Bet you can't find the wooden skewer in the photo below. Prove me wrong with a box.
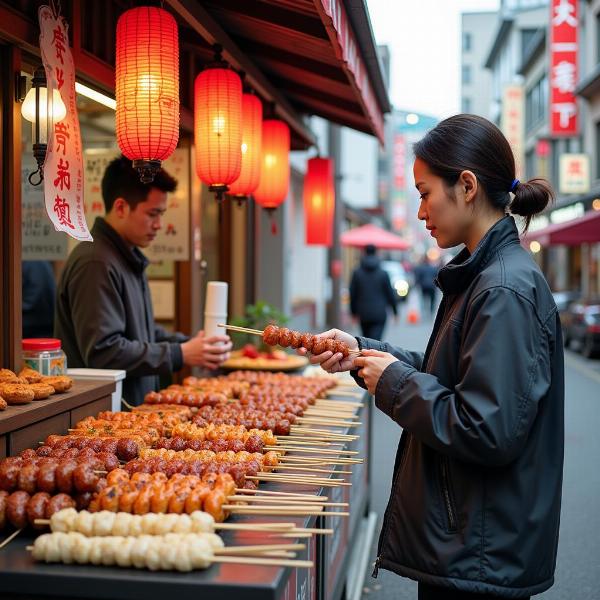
[225,507,350,517]
[234,488,327,500]
[275,465,351,474]
[214,522,296,531]
[276,438,336,447]
[246,475,351,487]
[296,418,361,427]
[273,532,312,539]
[0,528,23,549]
[258,471,346,482]
[316,399,363,407]
[269,446,359,455]
[214,543,305,556]
[289,430,358,440]
[326,390,363,398]
[228,496,348,507]
[211,555,313,568]
[218,323,264,335]
[271,527,333,536]
[304,410,359,419]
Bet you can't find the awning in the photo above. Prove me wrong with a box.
[523,210,600,246]
[341,224,410,250]
[168,0,390,147]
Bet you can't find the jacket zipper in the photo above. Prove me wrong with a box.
[373,434,412,577]
[439,456,458,532]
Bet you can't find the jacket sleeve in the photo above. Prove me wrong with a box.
[351,336,424,388]
[67,260,184,376]
[349,271,358,317]
[374,287,553,466]
[154,324,189,344]
[382,272,398,316]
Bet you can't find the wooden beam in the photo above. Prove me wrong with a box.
[165,0,316,149]
[0,45,23,370]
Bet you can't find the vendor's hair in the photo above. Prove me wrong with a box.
[101,155,177,212]
[413,114,554,230]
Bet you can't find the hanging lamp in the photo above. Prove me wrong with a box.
[228,92,263,205]
[115,6,179,183]
[194,45,242,201]
[304,157,335,246]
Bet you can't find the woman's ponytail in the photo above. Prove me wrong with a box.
[510,178,555,231]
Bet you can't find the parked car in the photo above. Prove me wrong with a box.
[380,260,411,302]
[561,300,600,358]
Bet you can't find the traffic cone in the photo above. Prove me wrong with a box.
[406,293,421,325]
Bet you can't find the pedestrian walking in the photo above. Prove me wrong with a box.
[413,256,438,317]
[301,115,564,599]
[349,243,398,340]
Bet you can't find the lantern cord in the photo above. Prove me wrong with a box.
[50,0,62,19]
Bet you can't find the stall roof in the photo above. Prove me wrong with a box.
[168,0,390,148]
[340,223,409,250]
[522,210,600,246]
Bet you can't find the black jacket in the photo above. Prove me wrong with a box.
[55,218,187,405]
[354,216,564,598]
[350,255,398,322]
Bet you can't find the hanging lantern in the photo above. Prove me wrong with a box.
[194,50,242,201]
[228,93,263,204]
[304,157,335,247]
[253,119,290,210]
[116,6,179,183]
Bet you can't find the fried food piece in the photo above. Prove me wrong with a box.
[0,397,6,411]
[29,383,55,400]
[42,376,73,393]
[262,324,280,346]
[0,383,35,405]
[18,368,43,383]
[0,369,18,383]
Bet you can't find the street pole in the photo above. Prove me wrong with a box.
[327,123,342,329]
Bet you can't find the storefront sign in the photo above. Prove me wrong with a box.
[73,148,190,261]
[501,85,524,177]
[39,5,91,241]
[550,201,584,224]
[22,153,68,260]
[550,0,578,136]
[559,153,590,194]
[393,134,406,190]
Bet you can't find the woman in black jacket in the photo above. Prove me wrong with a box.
[303,115,564,599]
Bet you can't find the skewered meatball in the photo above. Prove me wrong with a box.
[278,328,292,347]
[262,324,280,346]
[299,333,315,351]
[312,337,328,355]
[289,330,303,349]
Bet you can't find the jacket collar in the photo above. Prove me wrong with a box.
[91,217,149,274]
[436,215,519,295]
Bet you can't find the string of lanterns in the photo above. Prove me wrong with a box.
[112,5,334,243]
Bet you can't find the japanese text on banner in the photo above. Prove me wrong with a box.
[39,5,91,241]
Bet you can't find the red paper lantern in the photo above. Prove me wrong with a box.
[228,94,263,201]
[304,157,335,246]
[116,6,179,183]
[253,120,290,209]
[194,66,242,198]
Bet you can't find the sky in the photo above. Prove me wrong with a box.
[366,0,500,119]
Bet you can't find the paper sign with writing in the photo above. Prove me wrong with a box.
[39,5,91,241]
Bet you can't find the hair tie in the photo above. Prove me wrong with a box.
[510,179,520,193]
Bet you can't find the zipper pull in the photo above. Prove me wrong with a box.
[372,556,381,578]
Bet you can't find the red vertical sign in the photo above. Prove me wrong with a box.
[393,134,406,190]
[549,0,578,136]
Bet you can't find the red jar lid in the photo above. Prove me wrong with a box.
[22,338,62,351]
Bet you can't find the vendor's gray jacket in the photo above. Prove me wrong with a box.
[55,218,187,405]
[354,216,564,598]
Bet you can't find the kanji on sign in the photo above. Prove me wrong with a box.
[567,159,583,175]
[553,0,577,27]
[52,26,66,64]
[54,122,70,155]
[53,158,71,190]
[53,195,74,229]
[552,61,576,93]
[553,102,577,127]
[55,67,64,89]
[165,224,177,235]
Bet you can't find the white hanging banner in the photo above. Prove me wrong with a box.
[38,5,92,241]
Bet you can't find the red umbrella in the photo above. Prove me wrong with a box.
[340,223,410,250]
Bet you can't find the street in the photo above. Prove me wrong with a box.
[353,299,600,600]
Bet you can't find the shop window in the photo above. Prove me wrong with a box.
[462,65,472,85]
[462,32,472,52]
[521,28,538,62]
[525,75,548,133]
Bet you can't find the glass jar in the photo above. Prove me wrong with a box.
[22,338,67,376]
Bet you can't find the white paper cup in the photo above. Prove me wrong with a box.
[205,281,228,315]
[204,314,228,340]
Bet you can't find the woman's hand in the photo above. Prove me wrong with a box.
[353,349,398,394]
[297,328,358,373]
